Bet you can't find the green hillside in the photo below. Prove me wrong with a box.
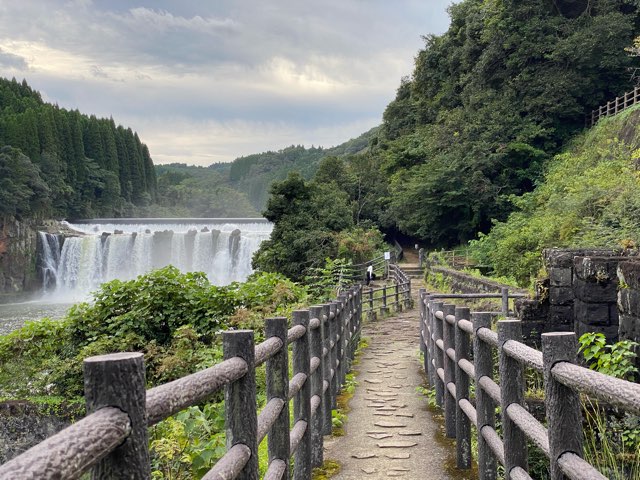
[251,0,640,283]
[152,163,258,218]
[0,77,157,219]
[223,127,378,210]
[470,105,640,285]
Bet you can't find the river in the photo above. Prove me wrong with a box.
[0,300,73,335]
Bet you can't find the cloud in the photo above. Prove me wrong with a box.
[0,48,27,69]
[0,1,452,164]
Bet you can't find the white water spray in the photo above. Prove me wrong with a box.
[38,220,272,301]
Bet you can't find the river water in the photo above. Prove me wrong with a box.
[0,301,73,335]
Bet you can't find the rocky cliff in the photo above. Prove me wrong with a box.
[0,217,41,299]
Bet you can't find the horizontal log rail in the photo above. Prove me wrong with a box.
[589,86,640,127]
[0,283,367,479]
[419,289,640,480]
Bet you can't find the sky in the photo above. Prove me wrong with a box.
[0,0,453,166]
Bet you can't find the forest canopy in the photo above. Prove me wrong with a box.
[0,77,157,219]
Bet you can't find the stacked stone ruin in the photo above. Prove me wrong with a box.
[516,248,640,350]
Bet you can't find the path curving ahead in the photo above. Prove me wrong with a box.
[323,275,476,479]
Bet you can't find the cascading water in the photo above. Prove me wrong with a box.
[37,232,62,293]
[38,219,272,300]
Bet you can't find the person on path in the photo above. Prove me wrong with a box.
[366,265,373,286]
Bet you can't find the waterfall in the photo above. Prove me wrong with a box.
[38,220,272,300]
[37,232,61,292]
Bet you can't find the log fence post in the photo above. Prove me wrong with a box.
[328,302,338,409]
[84,352,150,479]
[337,295,346,387]
[433,301,445,407]
[381,286,388,316]
[455,306,471,469]
[265,318,290,477]
[223,330,258,480]
[474,312,497,480]
[309,306,325,468]
[543,332,583,480]
[501,287,509,317]
[292,310,312,480]
[498,320,528,477]
[321,304,332,435]
[442,303,456,438]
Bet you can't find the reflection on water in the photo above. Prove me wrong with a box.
[0,301,74,336]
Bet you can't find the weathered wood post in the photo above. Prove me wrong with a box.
[473,312,497,480]
[223,330,258,479]
[348,289,357,362]
[498,320,528,477]
[422,294,433,388]
[292,310,312,480]
[433,302,446,407]
[337,294,346,387]
[406,278,412,308]
[442,303,456,438]
[455,306,472,469]
[368,288,375,320]
[427,299,437,388]
[321,304,332,435]
[501,288,509,317]
[419,289,426,359]
[381,286,388,316]
[356,285,363,331]
[328,302,338,409]
[395,284,401,312]
[542,332,583,480]
[432,301,445,407]
[84,352,150,479]
[265,318,290,478]
[309,306,325,467]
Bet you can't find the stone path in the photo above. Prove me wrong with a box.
[323,277,476,479]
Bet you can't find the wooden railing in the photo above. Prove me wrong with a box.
[589,86,640,127]
[0,286,364,479]
[362,264,412,318]
[419,289,640,480]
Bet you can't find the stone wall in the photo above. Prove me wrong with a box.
[543,248,618,333]
[573,256,622,342]
[617,261,640,366]
[428,265,527,295]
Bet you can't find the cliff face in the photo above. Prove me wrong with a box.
[0,217,40,298]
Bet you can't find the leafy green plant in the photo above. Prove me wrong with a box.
[578,332,640,478]
[578,332,639,382]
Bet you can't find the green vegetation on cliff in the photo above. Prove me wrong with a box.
[470,105,640,286]
[0,267,307,399]
[251,0,640,278]
[379,0,639,246]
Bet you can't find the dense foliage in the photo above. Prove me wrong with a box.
[0,77,157,219]
[224,128,377,211]
[377,0,640,246]
[469,106,640,285]
[247,0,640,288]
[251,170,381,280]
[152,164,258,218]
[0,267,307,399]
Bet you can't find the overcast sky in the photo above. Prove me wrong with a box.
[0,0,452,166]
